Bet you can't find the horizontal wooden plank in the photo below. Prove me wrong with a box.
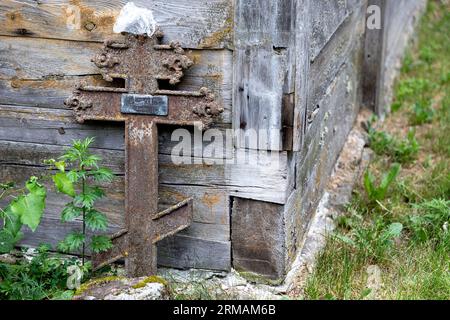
[0,162,230,227]
[305,2,366,150]
[17,217,121,255]
[158,234,231,271]
[0,163,125,227]
[308,2,366,114]
[160,185,230,226]
[298,51,362,197]
[0,105,126,150]
[16,216,230,271]
[178,222,229,243]
[0,114,232,158]
[0,108,290,203]
[0,159,231,270]
[0,0,233,48]
[309,0,349,61]
[0,36,98,79]
[0,36,232,123]
[160,150,289,204]
[0,139,125,172]
[0,144,288,207]
[0,75,101,109]
[17,217,229,248]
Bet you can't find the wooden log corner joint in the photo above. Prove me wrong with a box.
[64,28,224,277]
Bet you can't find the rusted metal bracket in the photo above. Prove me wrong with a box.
[64,29,223,277]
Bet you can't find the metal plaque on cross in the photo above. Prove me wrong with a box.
[64,29,223,277]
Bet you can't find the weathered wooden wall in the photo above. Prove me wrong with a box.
[363,0,427,115]
[0,0,239,271]
[231,0,425,281]
[231,0,368,280]
[0,0,426,279]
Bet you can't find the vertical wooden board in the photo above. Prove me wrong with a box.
[234,0,275,45]
[363,0,385,111]
[233,0,294,151]
[231,197,286,280]
[234,47,287,150]
[273,0,296,47]
[0,0,233,48]
[293,0,310,151]
[362,0,426,115]
[375,0,426,115]
[234,0,293,48]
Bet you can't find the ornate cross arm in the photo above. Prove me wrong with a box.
[64,86,223,128]
[92,198,193,273]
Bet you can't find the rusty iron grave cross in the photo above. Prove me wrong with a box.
[64,29,223,277]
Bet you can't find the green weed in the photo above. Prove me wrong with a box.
[369,128,419,163]
[409,101,435,125]
[0,245,78,300]
[363,163,401,204]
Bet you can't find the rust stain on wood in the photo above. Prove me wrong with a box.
[198,14,233,49]
[4,11,34,36]
[202,193,221,209]
[64,0,117,33]
[198,26,232,49]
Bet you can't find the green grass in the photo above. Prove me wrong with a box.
[304,0,450,300]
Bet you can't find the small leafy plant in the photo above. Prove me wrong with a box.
[405,199,449,245]
[0,244,84,300]
[401,51,414,74]
[0,178,46,254]
[363,163,401,204]
[409,101,435,125]
[419,46,436,63]
[46,138,115,264]
[394,129,420,163]
[396,77,431,103]
[335,217,403,262]
[368,125,419,163]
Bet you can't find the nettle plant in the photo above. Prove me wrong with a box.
[46,138,115,264]
[0,178,46,254]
